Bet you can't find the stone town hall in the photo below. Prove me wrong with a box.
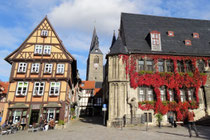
[103,13,210,127]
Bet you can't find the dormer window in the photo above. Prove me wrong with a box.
[150,31,161,51]
[185,40,192,46]
[41,30,48,37]
[193,33,199,38]
[168,31,174,37]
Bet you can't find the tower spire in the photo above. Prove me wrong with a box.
[111,30,116,47]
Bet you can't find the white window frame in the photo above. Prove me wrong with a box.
[31,63,40,73]
[150,32,162,51]
[180,90,186,102]
[169,90,174,101]
[57,64,65,74]
[160,88,166,101]
[44,63,53,73]
[43,45,51,55]
[33,82,45,96]
[41,30,48,37]
[18,62,27,73]
[34,45,43,54]
[47,109,55,121]
[139,88,145,102]
[16,82,28,96]
[49,82,60,96]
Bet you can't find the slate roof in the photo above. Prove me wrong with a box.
[109,13,210,57]
[89,27,103,55]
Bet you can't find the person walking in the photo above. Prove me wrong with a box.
[187,109,199,137]
[168,112,174,127]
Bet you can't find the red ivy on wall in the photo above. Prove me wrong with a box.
[120,54,208,121]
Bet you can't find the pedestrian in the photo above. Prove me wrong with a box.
[187,109,199,137]
[168,112,174,127]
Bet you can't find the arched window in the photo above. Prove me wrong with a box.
[94,56,99,64]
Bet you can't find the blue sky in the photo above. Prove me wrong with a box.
[1,0,210,81]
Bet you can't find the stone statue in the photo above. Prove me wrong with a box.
[128,97,138,123]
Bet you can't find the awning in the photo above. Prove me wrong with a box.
[43,103,61,108]
[8,103,29,109]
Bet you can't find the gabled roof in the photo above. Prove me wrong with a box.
[0,81,9,94]
[5,16,76,64]
[80,81,95,89]
[89,27,103,55]
[109,12,210,56]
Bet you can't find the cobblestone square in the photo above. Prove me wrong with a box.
[1,117,210,140]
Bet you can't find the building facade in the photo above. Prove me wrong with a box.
[1,16,78,126]
[0,82,9,121]
[78,81,102,116]
[86,28,103,83]
[104,13,210,127]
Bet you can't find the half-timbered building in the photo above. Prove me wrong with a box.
[104,13,210,127]
[1,16,78,126]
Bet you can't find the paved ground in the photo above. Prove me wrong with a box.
[1,117,210,140]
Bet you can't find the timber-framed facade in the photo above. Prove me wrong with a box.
[1,16,78,126]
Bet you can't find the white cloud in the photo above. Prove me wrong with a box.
[48,0,138,35]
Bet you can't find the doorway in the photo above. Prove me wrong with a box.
[30,110,40,125]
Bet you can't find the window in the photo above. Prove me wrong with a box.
[147,88,154,101]
[180,89,186,102]
[94,56,99,63]
[166,60,174,72]
[49,82,60,96]
[13,110,22,123]
[33,82,45,96]
[168,31,174,37]
[18,63,27,73]
[57,64,65,74]
[41,30,48,37]
[185,40,192,46]
[193,33,199,38]
[160,87,166,101]
[198,60,205,73]
[144,113,152,122]
[31,63,40,73]
[139,88,145,102]
[47,109,55,121]
[158,60,164,72]
[150,31,161,51]
[146,60,153,71]
[185,60,193,72]
[44,63,53,73]
[34,45,43,54]
[138,59,144,71]
[43,45,51,55]
[138,87,154,102]
[177,60,184,72]
[169,89,174,101]
[187,88,195,101]
[16,82,28,96]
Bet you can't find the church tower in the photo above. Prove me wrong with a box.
[86,28,103,83]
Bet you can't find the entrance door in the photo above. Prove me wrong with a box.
[30,110,39,125]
